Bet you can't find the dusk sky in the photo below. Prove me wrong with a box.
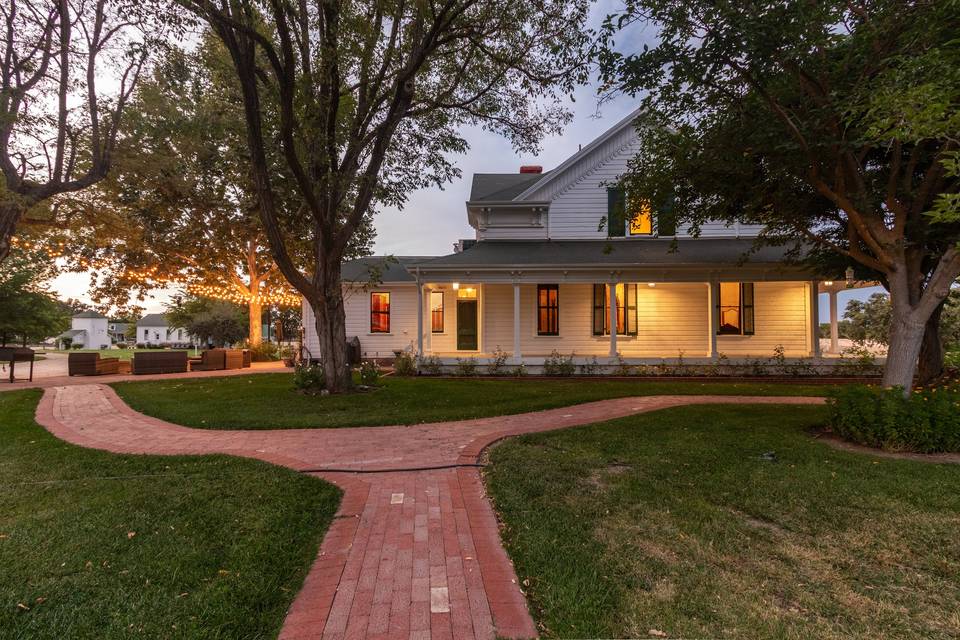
[49,1,879,320]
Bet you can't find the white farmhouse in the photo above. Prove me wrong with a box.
[58,311,110,349]
[136,314,190,347]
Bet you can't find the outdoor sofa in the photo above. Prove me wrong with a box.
[131,351,189,375]
[68,352,120,376]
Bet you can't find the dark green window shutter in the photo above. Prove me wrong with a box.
[656,196,677,237]
[742,283,755,335]
[625,284,638,335]
[592,284,605,335]
[607,188,625,237]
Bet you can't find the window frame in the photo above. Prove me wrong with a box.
[536,284,560,336]
[592,283,638,336]
[370,291,391,334]
[430,290,444,333]
[716,282,755,336]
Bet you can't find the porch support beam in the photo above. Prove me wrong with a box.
[828,289,839,354]
[416,279,424,357]
[608,280,618,359]
[512,282,521,364]
[709,279,719,361]
[810,280,821,358]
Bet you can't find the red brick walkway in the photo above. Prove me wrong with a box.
[34,383,824,639]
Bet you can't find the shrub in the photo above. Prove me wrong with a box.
[359,360,381,385]
[543,350,575,376]
[612,352,633,376]
[827,384,960,453]
[246,341,280,362]
[420,355,443,375]
[579,356,601,375]
[487,347,510,375]
[393,351,417,376]
[454,357,477,376]
[70,343,83,350]
[292,362,325,394]
[115,342,128,349]
[134,343,145,349]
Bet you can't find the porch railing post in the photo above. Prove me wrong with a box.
[810,280,821,358]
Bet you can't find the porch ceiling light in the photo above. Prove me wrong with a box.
[452,282,460,290]
[824,281,834,286]
[647,282,656,287]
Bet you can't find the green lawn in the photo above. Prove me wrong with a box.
[112,373,834,429]
[0,390,341,639]
[486,404,960,639]
[47,348,192,361]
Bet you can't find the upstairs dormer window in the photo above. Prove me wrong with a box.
[607,188,674,237]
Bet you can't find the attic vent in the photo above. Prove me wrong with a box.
[519,165,542,174]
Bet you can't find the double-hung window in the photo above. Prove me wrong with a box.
[717,282,755,335]
[607,187,676,237]
[592,283,638,335]
[370,292,390,333]
[537,285,559,336]
[430,291,444,333]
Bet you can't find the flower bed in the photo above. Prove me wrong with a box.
[827,384,960,453]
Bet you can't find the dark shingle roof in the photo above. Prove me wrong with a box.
[341,256,434,284]
[136,313,169,327]
[413,239,804,269]
[469,173,548,202]
[72,310,107,319]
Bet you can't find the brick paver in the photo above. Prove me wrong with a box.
[33,383,824,639]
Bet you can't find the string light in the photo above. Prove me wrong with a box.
[11,236,303,308]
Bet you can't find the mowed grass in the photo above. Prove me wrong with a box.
[0,390,341,639]
[112,373,832,429]
[486,404,960,639]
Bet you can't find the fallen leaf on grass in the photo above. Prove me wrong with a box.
[127,531,136,539]
[648,630,668,638]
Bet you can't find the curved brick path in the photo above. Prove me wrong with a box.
[34,383,824,640]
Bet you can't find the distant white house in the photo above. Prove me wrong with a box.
[57,311,110,349]
[136,313,190,346]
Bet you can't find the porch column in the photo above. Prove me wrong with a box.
[416,281,424,356]
[709,280,719,361]
[810,280,821,358]
[828,289,839,354]
[608,281,618,359]
[512,283,521,363]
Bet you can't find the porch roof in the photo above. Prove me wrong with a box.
[412,239,808,271]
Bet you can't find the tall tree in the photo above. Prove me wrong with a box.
[598,0,960,391]
[66,35,373,344]
[0,0,161,263]
[177,0,590,391]
[0,246,69,345]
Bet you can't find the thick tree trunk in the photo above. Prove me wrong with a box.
[917,301,945,386]
[310,266,351,393]
[0,201,23,263]
[248,300,263,346]
[882,309,925,391]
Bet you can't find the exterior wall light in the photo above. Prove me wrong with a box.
[452,282,459,290]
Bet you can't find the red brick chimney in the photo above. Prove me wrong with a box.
[519,165,542,174]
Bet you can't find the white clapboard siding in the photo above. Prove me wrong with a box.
[302,284,420,359]
[717,281,810,357]
[306,279,811,360]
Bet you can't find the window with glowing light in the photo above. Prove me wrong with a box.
[370,292,390,333]
[628,200,653,236]
[430,291,444,333]
[717,282,755,335]
[592,283,638,335]
[537,285,559,336]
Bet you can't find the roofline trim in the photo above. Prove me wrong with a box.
[512,106,644,201]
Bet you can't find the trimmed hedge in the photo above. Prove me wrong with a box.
[827,384,960,453]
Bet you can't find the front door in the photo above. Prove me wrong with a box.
[456,299,478,350]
